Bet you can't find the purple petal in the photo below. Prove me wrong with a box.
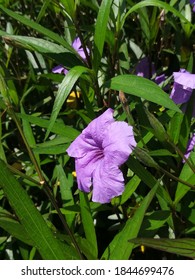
[173,70,195,89]
[136,57,155,79]
[72,37,82,52]
[72,37,89,60]
[170,69,195,105]
[66,108,137,203]
[103,121,136,166]
[67,131,98,159]
[67,109,115,158]
[66,109,116,192]
[190,0,195,10]
[74,152,102,193]
[185,134,195,159]
[52,65,68,75]
[52,37,89,76]
[170,83,192,104]
[92,157,124,203]
[155,74,165,85]
[83,108,115,147]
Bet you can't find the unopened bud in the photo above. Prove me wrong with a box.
[145,108,167,142]
[134,147,159,168]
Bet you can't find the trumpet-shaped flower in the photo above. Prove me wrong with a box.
[66,108,137,203]
[52,37,89,75]
[170,69,195,116]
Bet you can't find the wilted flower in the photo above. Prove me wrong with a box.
[66,108,137,203]
[170,69,195,116]
[184,134,195,159]
[52,37,89,75]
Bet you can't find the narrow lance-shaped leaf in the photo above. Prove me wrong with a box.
[0,5,72,50]
[79,191,98,259]
[108,75,181,112]
[59,0,76,19]
[1,34,83,69]
[174,152,195,206]
[0,215,34,246]
[46,66,92,139]
[2,35,68,54]
[0,160,74,260]
[92,0,112,73]
[101,179,160,260]
[129,238,195,259]
[121,0,193,30]
[17,113,80,141]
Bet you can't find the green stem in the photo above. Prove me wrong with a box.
[167,138,195,174]
[7,106,83,259]
[7,163,41,187]
[159,166,195,190]
[119,91,148,149]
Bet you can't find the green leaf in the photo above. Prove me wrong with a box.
[92,0,112,73]
[167,112,184,144]
[0,115,6,162]
[0,160,75,260]
[0,214,34,246]
[0,66,19,106]
[20,105,40,168]
[0,71,9,102]
[79,192,98,259]
[108,75,181,112]
[76,236,97,260]
[0,5,72,50]
[127,156,172,206]
[36,0,52,23]
[149,149,176,157]
[60,0,76,19]
[120,175,141,205]
[121,0,193,30]
[1,33,83,69]
[174,152,195,206]
[55,164,75,227]
[17,113,80,141]
[129,238,195,259]
[101,180,159,260]
[46,66,91,139]
[33,144,68,155]
[2,35,67,53]
[143,210,171,231]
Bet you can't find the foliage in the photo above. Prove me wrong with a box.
[0,0,195,260]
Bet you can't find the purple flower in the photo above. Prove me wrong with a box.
[66,108,137,203]
[190,0,195,12]
[52,65,68,75]
[135,57,165,86]
[185,134,195,159]
[72,37,87,60]
[52,37,89,75]
[170,69,195,116]
[136,57,155,79]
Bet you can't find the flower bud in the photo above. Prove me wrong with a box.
[145,108,167,142]
[134,147,159,168]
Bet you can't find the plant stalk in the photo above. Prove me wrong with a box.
[7,106,84,259]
